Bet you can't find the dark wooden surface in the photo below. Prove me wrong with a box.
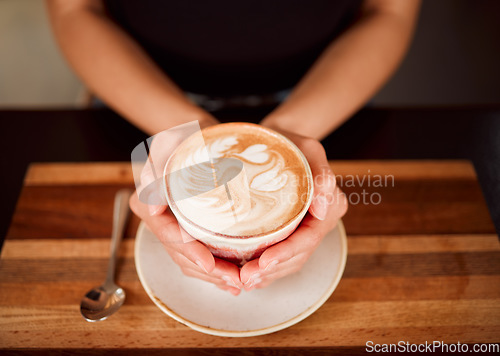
[1,106,500,248]
[0,161,498,352]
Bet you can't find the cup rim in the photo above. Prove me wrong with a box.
[163,122,314,245]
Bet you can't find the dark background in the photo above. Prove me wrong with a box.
[373,0,500,106]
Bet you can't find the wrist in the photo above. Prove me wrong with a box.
[261,110,334,141]
[260,114,293,134]
[197,113,219,130]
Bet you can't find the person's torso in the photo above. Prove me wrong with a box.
[104,0,363,96]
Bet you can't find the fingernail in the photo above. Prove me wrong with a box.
[222,275,240,289]
[195,260,208,274]
[264,260,279,272]
[311,195,328,220]
[245,277,262,290]
[252,277,262,286]
[149,205,162,216]
[244,273,261,286]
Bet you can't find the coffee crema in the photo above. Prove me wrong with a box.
[165,123,312,237]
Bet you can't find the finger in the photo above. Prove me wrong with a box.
[253,279,272,289]
[248,255,307,290]
[309,166,336,221]
[254,197,345,287]
[257,214,329,270]
[244,187,346,284]
[310,184,348,224]
[139,164,167,216]
[130,193,216,273]
[163,229,216,275]
[130,190,166,220]
[288,137,332,192]
[162,236,215,275]
[178,250,242,288]
[216,284,241,296]
[211,258,243,289]
[149,204,167,216]
[281,135,337,221]
[240,259,261,286]
[298,140,336,221]
[137,155,168,208]
[180,264,224,285]
[326,185,349,221]
[243,272,263,291]
[146,126,197,180]
[185,258,242,290]
[181,267,240,295]
[272,131,333,198]
[136,125,202,208]
[260,254,307,281]
[173,253,242,294]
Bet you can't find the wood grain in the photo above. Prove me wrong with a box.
[1,161,499,352]
[2,251,499,284]
[330,160,477,179]
[1,239,137,259]
[24,162,134,186]
[2,276,499,306]
[2,234,498,259]
[6,162,495,239]
[6,185,141,239]
[24,161,477,185]
[1,301,499,348]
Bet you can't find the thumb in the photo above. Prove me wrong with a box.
[148,204,167,216]
[309,167,336,221]
[138,158,168,210]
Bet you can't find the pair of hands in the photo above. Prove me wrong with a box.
[129,123,348,296]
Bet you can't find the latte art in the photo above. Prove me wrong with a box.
[166,123,312,237]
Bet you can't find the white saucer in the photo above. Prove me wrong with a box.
[134,220,347,337]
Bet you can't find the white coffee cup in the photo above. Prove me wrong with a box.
[164,122,313,265]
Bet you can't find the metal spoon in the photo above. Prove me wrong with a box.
[80,189,132,322]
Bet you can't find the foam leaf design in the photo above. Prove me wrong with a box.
[250,165,288,192]
[184,146,210,167]
[235,144,269,163]
[209,137,238,158]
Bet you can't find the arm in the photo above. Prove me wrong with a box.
[45,0,218,135]
[261,0,421,140]
[46,0,241,293]
[242,0,420,288]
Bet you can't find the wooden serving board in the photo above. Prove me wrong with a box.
[0,161,499,353]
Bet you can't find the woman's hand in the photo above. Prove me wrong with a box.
[239,129,348,290]
[129,120,243,296]
[129,194,243,295]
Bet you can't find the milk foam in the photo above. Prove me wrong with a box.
[166,124,311,237]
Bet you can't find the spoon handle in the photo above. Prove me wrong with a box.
[105,189,132,289]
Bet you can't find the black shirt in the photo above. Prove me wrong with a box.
[104,0,363,96]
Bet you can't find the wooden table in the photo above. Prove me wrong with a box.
[1,161,499,354]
